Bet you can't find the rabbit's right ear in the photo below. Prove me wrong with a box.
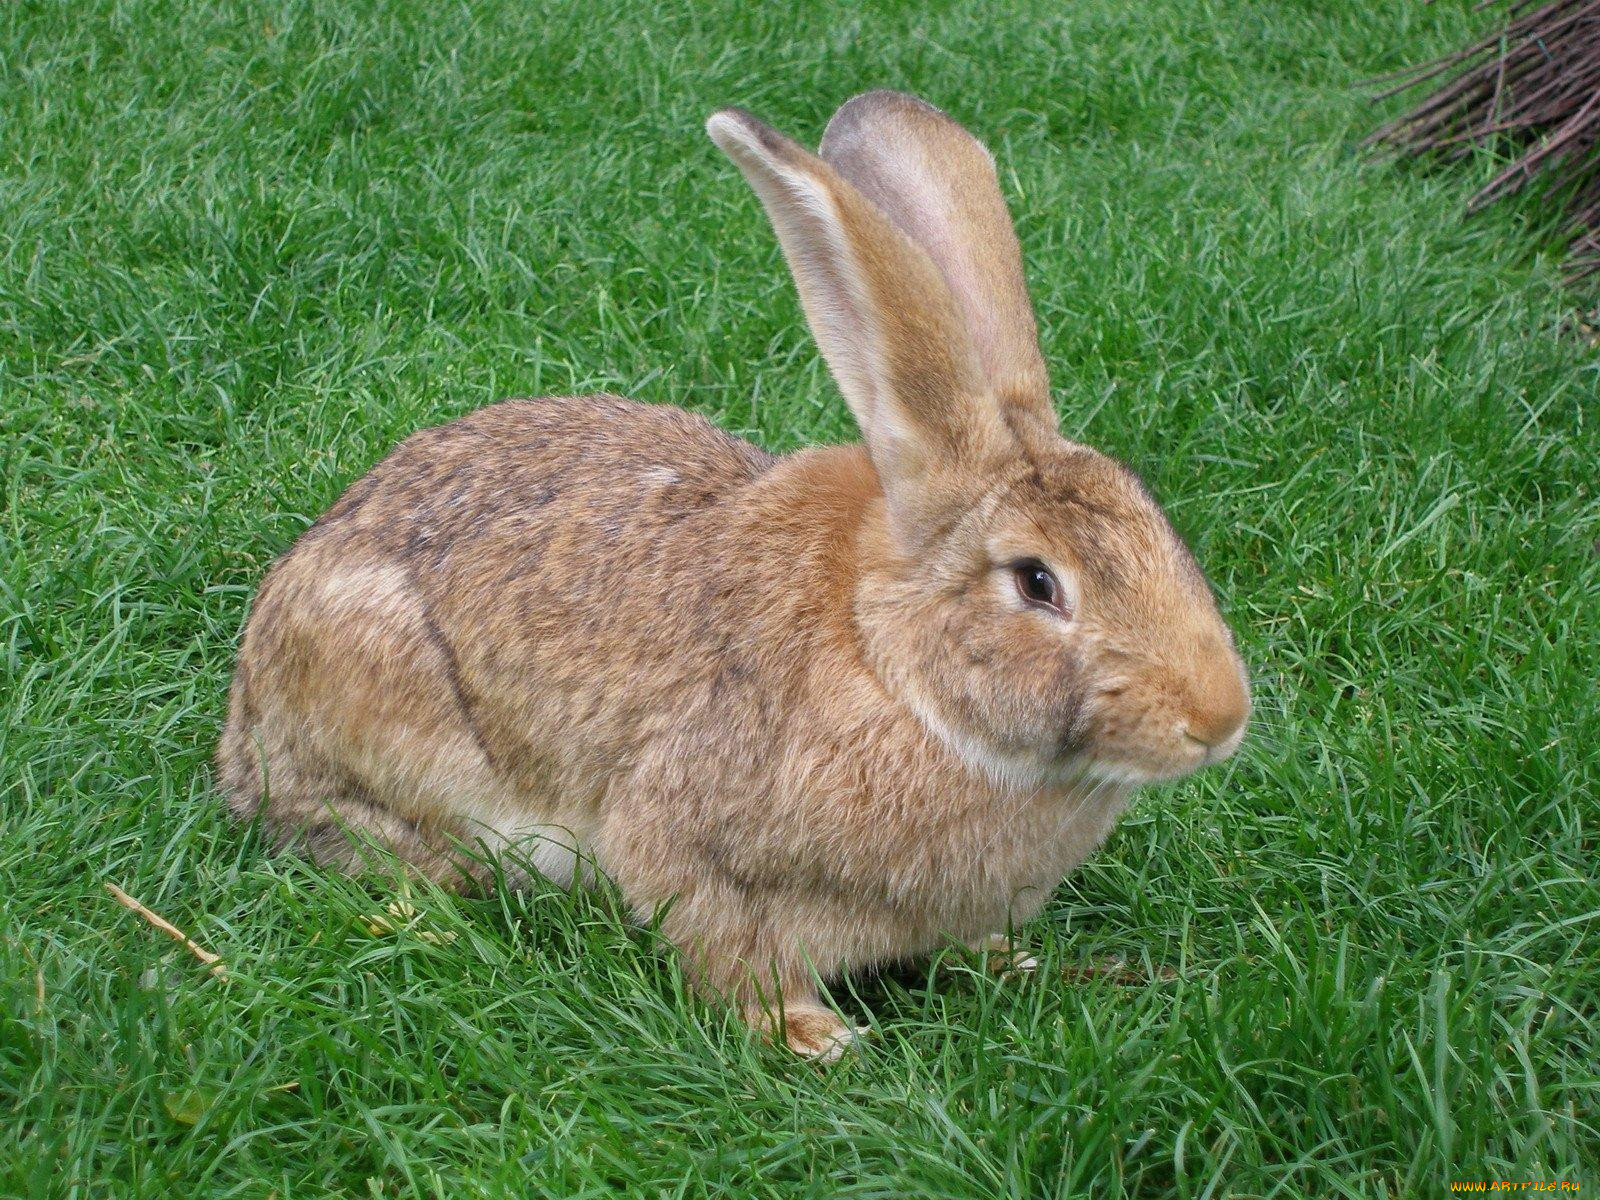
[707,107,1015,549]
[820,92,1057,447]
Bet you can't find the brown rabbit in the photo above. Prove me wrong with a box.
[217,92,1249,1059]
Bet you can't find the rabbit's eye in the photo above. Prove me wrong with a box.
[1013,560,1068,616]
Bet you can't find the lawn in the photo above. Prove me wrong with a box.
[3,0,1597,1195]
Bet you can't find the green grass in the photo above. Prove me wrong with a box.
[3,0,1597,1194]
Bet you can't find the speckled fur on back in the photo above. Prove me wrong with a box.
[218,398,775,880]
[218,93,1249,1059]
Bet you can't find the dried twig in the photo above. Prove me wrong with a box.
[105,882,227,976]
[1059,958,1179,987]
[1367,0,1600,281]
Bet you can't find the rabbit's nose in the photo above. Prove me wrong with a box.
[1182,656,1250,755]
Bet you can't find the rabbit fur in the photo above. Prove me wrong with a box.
[217,92,1250,1058]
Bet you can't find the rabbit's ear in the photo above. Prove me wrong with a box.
[707,107,1015,547]
[820,92,1057,445]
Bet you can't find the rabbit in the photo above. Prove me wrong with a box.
[217,91,1250,1060]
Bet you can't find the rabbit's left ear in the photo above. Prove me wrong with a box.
[708,106,1018,549]
[821,92,1057,444]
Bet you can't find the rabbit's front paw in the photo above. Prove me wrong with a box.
[772,1004,865,1062]
[973,933,1039,975]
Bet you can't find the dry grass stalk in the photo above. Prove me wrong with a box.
[105,882,227,976]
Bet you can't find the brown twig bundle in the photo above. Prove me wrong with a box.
[1367,0,1600,280]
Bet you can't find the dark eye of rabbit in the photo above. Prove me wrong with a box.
[1013,560,1068,615]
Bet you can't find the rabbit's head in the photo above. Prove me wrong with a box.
[710,92,1248,787]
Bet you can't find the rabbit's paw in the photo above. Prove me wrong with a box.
[974,933,1040,976]
[776,1005,865,1062]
